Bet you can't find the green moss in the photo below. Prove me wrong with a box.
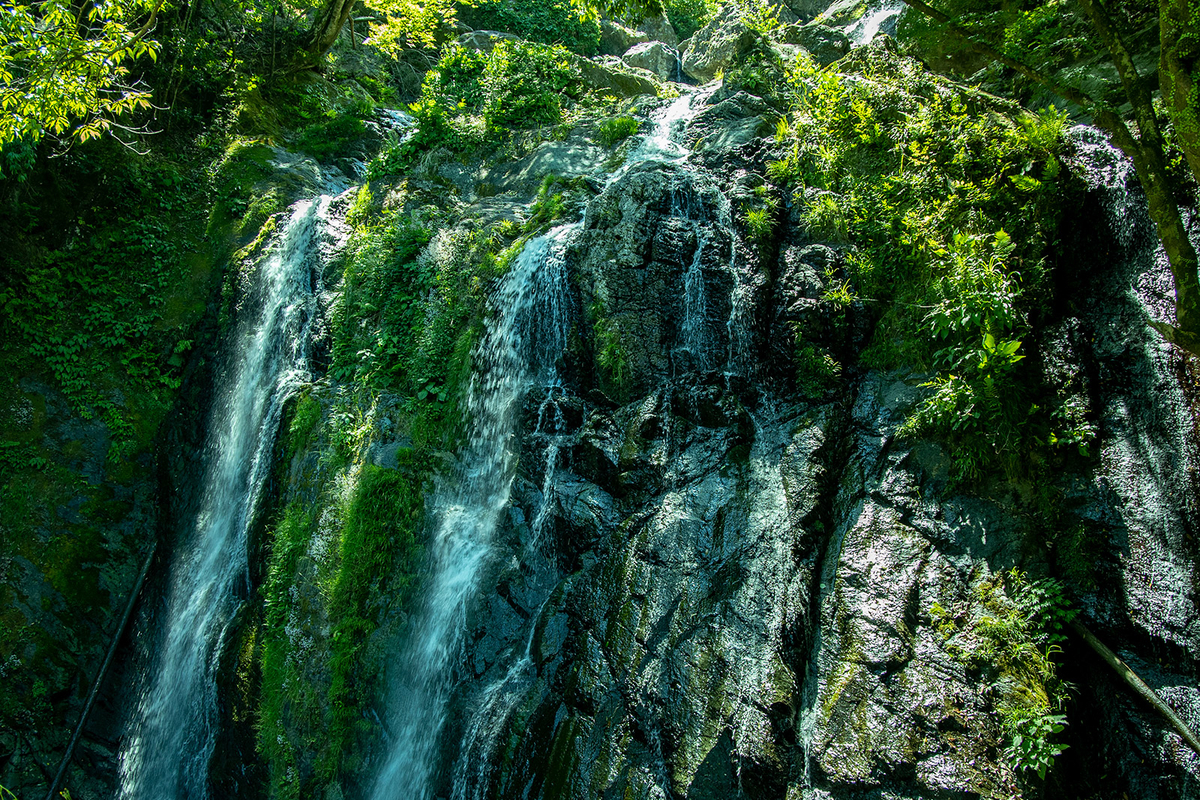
[591,302,631,402]
[285,394,322,462]
[933,570,1074,778]
[321,456,426,781]
[208,140,276,235]
[292,114,370,163]
[258,503,317,800]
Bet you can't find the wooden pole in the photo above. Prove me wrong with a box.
[1071,619,1200,757]
[45,543,158,800]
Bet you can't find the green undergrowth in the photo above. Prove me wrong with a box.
[664,0,719,39]
[367,41,584,178]
[592,305,631,401]
[258,455,427,797]
[769,46,1090,482]
[930,570,1075,781]
[596,115,640,147]
[528,174,589,231]
[0,140,212,466]
[324,459,424,780]
[329,197,528,450]
[460,0,601,55]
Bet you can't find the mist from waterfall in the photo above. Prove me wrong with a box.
[117,192,347,800]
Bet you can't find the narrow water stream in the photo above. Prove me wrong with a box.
[369,223,577,800]
[117,192,347,800]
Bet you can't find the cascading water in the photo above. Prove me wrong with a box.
[369,223,577,800]
[627,93,751,378]
[681,228,713,369]
[117,191,348,799]
[846,0,905,45]
[406,86,764,800]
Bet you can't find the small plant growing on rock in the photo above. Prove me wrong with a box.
[1005,708,1068,780]
[596,115,640,147]
[931,570,1074,783]
[745,185,779,241]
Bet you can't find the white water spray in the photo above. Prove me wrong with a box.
[117,192,347,800]
[369,223,578,800]
[847,0,905,46]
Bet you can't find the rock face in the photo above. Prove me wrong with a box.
[575,55,661,98]
[781,0,836,22]
[457,29,521,52]
[27,30,1197,800]
[681,6,759,83]
[426,105,1200,800]
[638,12,680,48]
[600,19,650,56]
[622,41,681,81]
[778,22,850,66]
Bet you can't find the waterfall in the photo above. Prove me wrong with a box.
[369,223,577,800]
[681,228,712,369]
[846,0,905,46]
[116,192,347,800]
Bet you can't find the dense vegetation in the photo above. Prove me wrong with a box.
[770,46,1085,480]
[2,0,1198,797]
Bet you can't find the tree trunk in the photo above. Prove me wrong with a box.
[1160,0,1200,186]
[1078,0,1200,355]
[306,0,356,61]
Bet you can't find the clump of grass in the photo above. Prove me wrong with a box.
[596,115,640,147]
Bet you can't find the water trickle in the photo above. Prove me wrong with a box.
[725,241,752,379]
[370,223,578,800]
[117,191,348,800]
[681,230,712,370]
[846,0,905,46]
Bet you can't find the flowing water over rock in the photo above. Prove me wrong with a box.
[408,115,1200,800]
[845,0,905,45]
[370,223,578,800]
[117,192,348,799]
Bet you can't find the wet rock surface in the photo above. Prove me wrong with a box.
[432,106,1200,800]
[623,42,681,81]
[681,6,758,84]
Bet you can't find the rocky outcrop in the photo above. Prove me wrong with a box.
[681,6,759,84]
[457,29,521,52]
[622,41,681,81]
[575,56,661,98]
[639,12,680,49]
[777,22,850,66]
[600,19,650,57]
[430,96,1200,800]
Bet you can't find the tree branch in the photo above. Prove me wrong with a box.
[1075,0,1166,156]
[1071,620,1200,757]
[896,0,1099,111]
[105,0,168,57]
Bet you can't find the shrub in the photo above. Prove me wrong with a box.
[664,0,718,39]
[460,0,601,55]
[596,115,640,147]
[777,47,1082,481]
[375,41,584,173]
[930,570,1073,781]
[481,41,583,130]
